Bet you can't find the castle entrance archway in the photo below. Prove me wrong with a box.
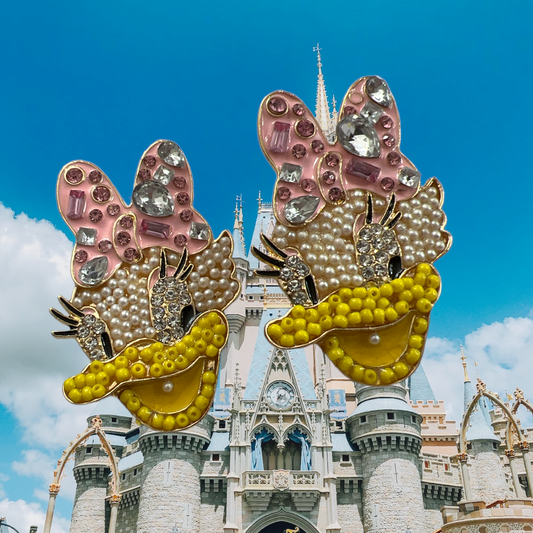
[245,509,320,533]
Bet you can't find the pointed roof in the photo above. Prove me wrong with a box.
[232,196,247,261]
[409,364,437,403]
[247,193,274,270]
[463,363,498,442]
[243,308,316,401]
[313,44,333,137]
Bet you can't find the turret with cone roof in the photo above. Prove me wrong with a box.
[313,44,337,143]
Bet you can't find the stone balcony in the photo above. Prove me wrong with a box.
[242,470,320,512]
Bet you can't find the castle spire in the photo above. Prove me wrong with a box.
[232,195,247,260]
[313,44,334,141]
[460,345,470,383]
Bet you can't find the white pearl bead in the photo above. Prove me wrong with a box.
[223,290,234,300]
[318,254,329,265]
[322,211,333,220]
[163,381,174,393]
[211,268,221,279]
[92,293,102,304]
[347,263,358,274]
[216,297,224,307]
[275,225,288,237]
[352,275,363,286]
[306,253,317,264]
[221,246,231,255]
[131,315,140,325]
[114,339,124,349]
[345,244,355,254]
[116,269,126,280]
[188,282,198,293]
[325,266,335,276]
[108,279,118,289]
[111,328,122,339]
[194,291,204,302]
[197,302,206,311]
[404,245,414,254]
[420,228,430,239]
[412,208,423,219]
[101,287,112,297]
[111,304,121,316]
[297,230,309,242]
[341,225,352,237]
[204,289,214,300]
[96,302,106,313]
[131,264,140,273]
[415,250,426,262]
[221,258,232,269]
[140,309,149,319]
[418,192,428,201]
[369,334,380,345]
[205,259,215,269]
[275,237,288,248]
[309,222,320,232]
[398,235,409,245]
[134,328,143,338]
[129,294,139,305]
[435,241,446,252]
[141,263,151,274]
[336,264,346,274]
[403,254,415,266]
[118,297,128,307]
[81,291,91,302]
[300,243,312,253]
[117,279,128,289]
[426,249,437,260]
[229,281,239,291]
[220,236,230,246]
[313,265,325,277]
[309,233,321,244]
[149,247,159,256]
[325,244,335,254]
[287,231,296,242]
[313,243,324,253]
[102,311,112,321]
[221,269,231,279]
[209,280,218,290]
[127,284,137,294]
[149,256,159,267]
[318,280,329,291]
[414,240,424,249]
[122,321,131,331]
[145,327,156,338]
[124,332,133,343]
[219,278,229,289]
[139,298,149,308]
[410,198,421,207]
[321,222,332,232]
[206,299,215,308]
[120,310,130,320]
[113,288,124,299]
[329,278,340,289]
[105,296,116,306]
[199,277,209,289]
[410,218,422,230]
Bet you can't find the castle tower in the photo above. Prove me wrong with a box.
[313,44,336,142]
[461,360,513,502]
[346,382,427,533]
[135,417,212,533]
[69,397,131,533]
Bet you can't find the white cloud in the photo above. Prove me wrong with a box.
[12,450,76,502]
[0,498,70,533]
[424,315,533,427]
[0,204,93,448]
[0,485,5,499]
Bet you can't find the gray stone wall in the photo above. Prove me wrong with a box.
[116,499,139,533]
[469,444,514,502]
[337,486,364,533]
[424,509,443,533]
[200,491,226,533]
[69,486,107,533]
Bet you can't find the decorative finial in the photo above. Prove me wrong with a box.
[476,378,486,393]
[313,43,322,70]
[257,191,262,211]
[474,358,480,379]
[460,345,470,382]
[234,196,240,229]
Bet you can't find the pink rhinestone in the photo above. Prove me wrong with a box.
[380,178,395,192]
[277,187,291,200]
[117,232,131,245]
[180,209,193,222]
[176,192,190,205]
[124,248,140,261]
[98,239,113,253]
[89,209,103,223]
[345,159,381,182]
[120,216,134,228]
[174,234,187,247]
[383,134,396,147]
[387,152,401,166]
[329,188,345,203]
[138,168,151,181]
[322,171,336,185]
[89,170,102,183]
[301,179,316,192]
[325,153,340,167]
[292,144,306,159]
[293,103,305,116]
[173,176,187,189]
[66,168,83,184]
[140,219,171,239]
[67,190,85,219]
[311,140,324,153]
[344,106,357,116]
[107,204,120,216]
[74,250,88,263]
[381,115,394,129]
[143,155,157,168]
[93,186,111,203]
[270,122,290,153]
[296,119,315,138]
[267,96,287,115]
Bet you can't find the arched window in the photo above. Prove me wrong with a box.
[287,429,312,470]
[251,428,274,470]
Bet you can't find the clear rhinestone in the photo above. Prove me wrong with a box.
[284,196,320,224]
[365,76,392,107]
[375,264,388,276]
[167,315,181,327]
[78,326,90,338]
[279,163,303,183]
[357,241,371,253]
[165,277,178,288]
[360,254,373,266]
[386,242,400,255]
[178,292,191,305]
[172,326,185,339]
[76,227,97,246]
[360,102,383,124]
[288,280,301,291]
[154,319,166,331]
[165,289,178,301]
[291,291,308,305]
[359,227,372,241]
[153,165,175,185]
[294,263,310,276]
[151,294,164,306]
[157,330,172,344]
[362,266,375,279]
[280,267,294,281]
[82,314,96,326]
[90,349,104,360]
[153,280,166,293]
[92,321,105,334]
[337,115,380,158]
[369,224,383,236]
[158,141,185,167]
[152,306,165,319]
[79,257,108,286]
[398,167,421,188]
[168,302,180,313]
[85,336,98,348]
[383,229,396,243]
[132,181,175,217]
[190,222,210,240]
[376,251,389,264]
[373,237,385,250]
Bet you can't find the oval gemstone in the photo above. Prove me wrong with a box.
[337,115,380,158]
[132,181,175,217]
[79,256,108,286]
[284,195,320,224]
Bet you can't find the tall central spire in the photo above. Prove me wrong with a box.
[313,44,336,142]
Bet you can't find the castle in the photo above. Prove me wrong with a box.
[65,52,533,533]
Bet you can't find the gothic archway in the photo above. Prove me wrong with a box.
[458,380,533,499]
[245,508,320,533]
[42,416,121,533]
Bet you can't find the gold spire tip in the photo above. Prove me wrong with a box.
[460,345,470,383]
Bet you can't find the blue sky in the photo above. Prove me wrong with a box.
[1,0,533,530]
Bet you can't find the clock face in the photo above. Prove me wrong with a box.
[267,381,295,410]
